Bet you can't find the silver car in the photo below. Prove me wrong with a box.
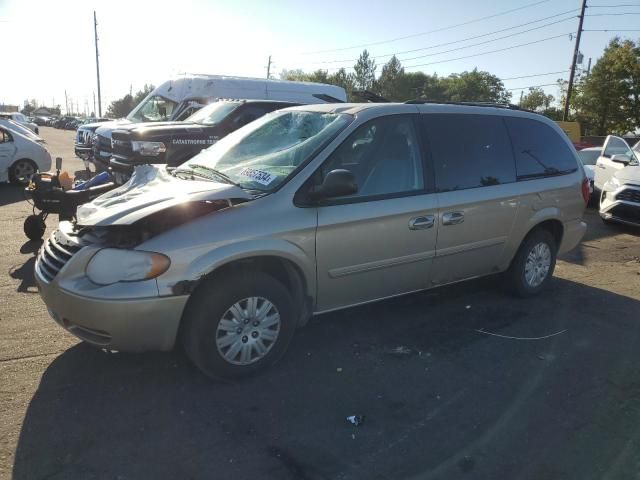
[35,103,589,379]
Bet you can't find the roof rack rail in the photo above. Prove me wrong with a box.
[352,90,391,103]
[404,99,528,110]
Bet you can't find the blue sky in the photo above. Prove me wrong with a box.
[0,0,638,112]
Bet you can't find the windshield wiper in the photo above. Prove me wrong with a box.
[186,164,241,186]
[172,168,216,182]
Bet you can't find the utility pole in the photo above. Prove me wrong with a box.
[519,90,524,107]
[586,57,592,77]
[93,92,96,116]
[64,90,68,115]
[266,55,272,79]
[94,10,102,117]
[563,0,587,121]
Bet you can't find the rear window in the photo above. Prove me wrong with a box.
[504,117,578,179]
[423,114,516,192]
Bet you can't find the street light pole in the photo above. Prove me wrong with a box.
[94,11,102,117]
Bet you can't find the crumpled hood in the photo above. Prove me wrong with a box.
[76,165,251,226]
[613,165,640,185]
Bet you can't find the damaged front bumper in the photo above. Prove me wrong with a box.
[35,226,188,352]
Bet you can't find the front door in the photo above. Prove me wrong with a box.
[421,113,519,285]
[594,135,636,191]
[314,114,438,311]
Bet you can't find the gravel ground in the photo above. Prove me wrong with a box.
[0,127,639,480]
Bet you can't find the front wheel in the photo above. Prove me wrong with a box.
[182,271,296,380]
[506,229,557,298]
[9,159,37,185]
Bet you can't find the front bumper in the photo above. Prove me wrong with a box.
[599,183,640,227]
[35,253,188,352]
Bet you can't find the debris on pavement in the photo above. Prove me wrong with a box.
[474,328,567,341]
[346,415,365,426]
[384,345,414,357]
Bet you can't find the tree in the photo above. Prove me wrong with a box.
[442,69,511,103]
[572,38,640,135]
[106,84,155,118]
[520,87,555,111]
[328,68,356,99]
[353,49,376,91]
[377,55,404,100]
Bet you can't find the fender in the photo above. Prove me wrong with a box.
[182,237,316,300]
[500,206,563,270]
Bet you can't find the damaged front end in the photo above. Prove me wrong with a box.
[75,199,241,248]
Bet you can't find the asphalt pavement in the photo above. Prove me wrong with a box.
[1,127,639,480]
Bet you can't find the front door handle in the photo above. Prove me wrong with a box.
[442,211,464,226]
[597,164,606,169]
[409,215,435,230]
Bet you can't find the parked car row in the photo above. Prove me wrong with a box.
[576,135,640,227]
[0,112,39,134]
[75,74,347,179]
[38,98,590,379]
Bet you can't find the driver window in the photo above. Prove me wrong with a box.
[320,115,424,199]
[604,137,633,159]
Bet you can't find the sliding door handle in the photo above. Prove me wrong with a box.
[442,211,464,226]
[409,215,435,230]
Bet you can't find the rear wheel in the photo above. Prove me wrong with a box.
[9,159,37,185]
[182,271,296,380]
[506,229,557,297]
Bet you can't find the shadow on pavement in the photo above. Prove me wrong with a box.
[0,184,27,207]
[9,240,42,293]
[12,278,640,480]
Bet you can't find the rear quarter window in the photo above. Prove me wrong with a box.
[422,113,516,192]
[504,117,578,179]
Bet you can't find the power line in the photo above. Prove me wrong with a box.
[398,17,576,63]
[507,82,561,91]
[501,70,569,80]
[583,28,640,31]
[301,0,552,54]
[585,12,640,15]
[588,3,640,7]
[403,32,573,69]
[306,10,578,66]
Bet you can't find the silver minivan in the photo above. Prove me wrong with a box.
[35,103,589,378]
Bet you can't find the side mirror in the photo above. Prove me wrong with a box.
[55,157,62,170]
[611,154,631,165]
[309,169,357,200]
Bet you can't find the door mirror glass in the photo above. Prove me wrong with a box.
[611,154,630,165]
[310,169,358,200]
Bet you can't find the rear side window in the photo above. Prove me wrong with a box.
[423,114,515,192]
[504,117,578,179]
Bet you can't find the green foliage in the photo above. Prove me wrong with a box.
[572,38,640,135]
[520,87,554,111]
[442,69,511,103]
[353,50,377,90]
[106,84,155,119]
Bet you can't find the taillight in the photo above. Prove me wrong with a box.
[581,177,590,204]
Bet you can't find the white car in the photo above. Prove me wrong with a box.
[578,146,600,196]
[0,112,39,134]
[593,135,638,192]
[0,118,44,143]
[0,125,51,184]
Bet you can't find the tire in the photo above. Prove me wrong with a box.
[506,229,557,298]
[9,159,37,185]
[182,271,296,380]
[23,215,46,241]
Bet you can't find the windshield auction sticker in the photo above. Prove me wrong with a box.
[238,167,275,186]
